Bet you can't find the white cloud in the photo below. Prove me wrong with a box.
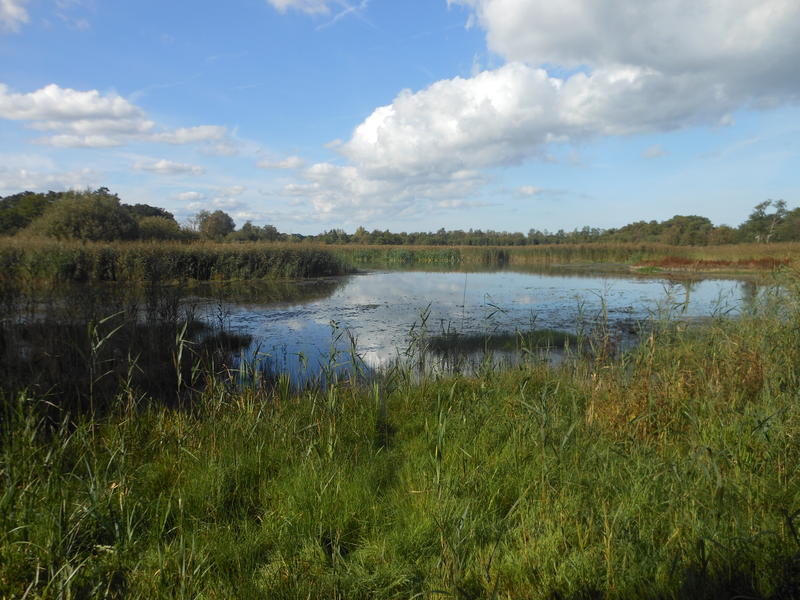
[0,0,30,32]
[267,0,332,14]
[257,155,306,170]
[518,185,540,196]
[178,191,205,202]
[281,0,800,222]
[0,83,144,122]
[283,162,486,222]
[32,134,123,148]
[0,83,230,148]
[451,0,800,104]
[0,166,96,194]
[642,145,665,159]
[151,125,228,144]
[134,159,205,175]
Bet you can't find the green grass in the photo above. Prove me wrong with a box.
[2,273,800,598]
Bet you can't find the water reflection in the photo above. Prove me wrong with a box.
[187,269,760,383]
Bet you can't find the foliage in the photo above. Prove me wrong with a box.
[0,190,60,235]
[228,221,282,242]
[739,200,788,243]
[25,188,140,242]
[195,209,236,241]
[137,216,185,241]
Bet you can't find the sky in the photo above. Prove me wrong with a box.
[0,0,798,235]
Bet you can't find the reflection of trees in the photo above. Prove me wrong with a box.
[189,277,350,307]
[739,280,760,311]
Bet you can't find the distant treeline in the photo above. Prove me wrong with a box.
[1,188,796,246]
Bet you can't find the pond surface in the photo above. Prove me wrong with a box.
[188,268,760,382]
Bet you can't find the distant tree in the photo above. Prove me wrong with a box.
[0,191,60,235]
[195,210,235,240]
[352,226,370,244]
[740,200,787,243]
[123,203,175,221]
[773,207,800,242]
[707,225,737,245]
[138,216,183,240]
[26,188,139,241]
[659,215,714,245]
[229,221,283,242]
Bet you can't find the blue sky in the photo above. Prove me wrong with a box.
[1,0,798,234]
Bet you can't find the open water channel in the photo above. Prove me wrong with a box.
[187,268,761,382]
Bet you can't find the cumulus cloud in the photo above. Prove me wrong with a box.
[281,0,800,222]
[1,0,30,32]
[134,159,205,175]
[257,155,306,170]
[451,0,800,88]
[0,83,229,147]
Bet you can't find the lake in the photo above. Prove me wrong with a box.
[186,268,760,383]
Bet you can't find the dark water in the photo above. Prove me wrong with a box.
[187,269,760,381]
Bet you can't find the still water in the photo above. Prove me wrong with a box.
[187,268,759,381]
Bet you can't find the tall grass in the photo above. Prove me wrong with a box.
[0,239,350,286]
[328,242,800,272]
[1,273,799,597]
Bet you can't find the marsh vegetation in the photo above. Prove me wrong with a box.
[1,189,799,598]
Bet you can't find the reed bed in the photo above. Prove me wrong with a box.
[328,242,800,272]
[1,272,799,598]
[0,239,350,286]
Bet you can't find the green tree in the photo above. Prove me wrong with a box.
[196,209,236,240]
[0,191,60,235]
[123,203,175,221]
[138,216,183,240]
[739,200,787,243]
[26,188,139,241]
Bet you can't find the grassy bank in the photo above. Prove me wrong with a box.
[0,239,350,286]
[1,277,799,598]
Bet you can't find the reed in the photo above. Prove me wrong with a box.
[0,239,350,286]
[326,242,800,272]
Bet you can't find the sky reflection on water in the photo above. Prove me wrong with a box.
[191,269,758,381]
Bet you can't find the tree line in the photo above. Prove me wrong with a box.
[1,188,796,246]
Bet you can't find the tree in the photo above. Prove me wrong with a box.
[138,216,183,240]
[740,200,787,243]
[0,191,60,235]
[26,188,139,241]
[123,203,174,221]
[195,210,235,240]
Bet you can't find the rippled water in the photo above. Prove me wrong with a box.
[188,269,759,381]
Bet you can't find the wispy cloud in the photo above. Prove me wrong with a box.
[0,0,30,32]
[258,155,306,170]
[134,159,205,176]
[642,145,665,159]
[316,0,370,30]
